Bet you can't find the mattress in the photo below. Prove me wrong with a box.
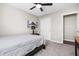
[0,34,44,56]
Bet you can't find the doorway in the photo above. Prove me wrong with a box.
[63,14,77,44]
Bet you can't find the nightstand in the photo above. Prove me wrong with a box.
[33,33,40,35]
[75,36,79,56]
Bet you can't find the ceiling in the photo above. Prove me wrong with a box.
[8,3,79,17]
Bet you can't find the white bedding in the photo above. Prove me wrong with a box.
[0,34,44,56]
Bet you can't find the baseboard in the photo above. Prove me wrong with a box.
[47,39,63,44]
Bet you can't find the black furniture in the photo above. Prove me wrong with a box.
[75,37,79,56]
[25,44,45,56]
[33,33,40,35]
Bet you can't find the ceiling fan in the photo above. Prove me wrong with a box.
[30,3,53,12]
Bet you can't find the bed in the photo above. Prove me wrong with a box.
[0,34,45,56]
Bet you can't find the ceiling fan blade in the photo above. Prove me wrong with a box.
[34,3,38,4]
[34,3,41,5]
[30,6,36,10]
[41,3,53,6]
[40,8,43,12]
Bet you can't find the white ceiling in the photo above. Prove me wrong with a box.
[8,3,79,17]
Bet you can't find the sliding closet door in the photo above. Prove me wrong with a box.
[64,14,77,42]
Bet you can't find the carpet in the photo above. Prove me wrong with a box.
[34,40,79,56]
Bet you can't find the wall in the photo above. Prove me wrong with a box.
[0,4,38,36]
[51,11,63,43]
[39,7,79,43]
[39,16,52,40]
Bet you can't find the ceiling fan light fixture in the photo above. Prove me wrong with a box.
[36,4,42,8]
[30,3,53,12]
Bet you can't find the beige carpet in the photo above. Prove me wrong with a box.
[34,40,79,56]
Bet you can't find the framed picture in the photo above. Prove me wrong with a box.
[27,20,38,28]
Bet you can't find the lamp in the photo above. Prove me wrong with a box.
[30,22,36,34]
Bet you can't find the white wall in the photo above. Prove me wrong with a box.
[51,11,63,43]
[39,7,79,43]
[39,16,52,40]
[0,4,38,36]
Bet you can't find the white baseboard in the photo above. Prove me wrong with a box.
[46,39,63,44]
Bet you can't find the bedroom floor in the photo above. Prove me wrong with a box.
[34,40,79,56]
